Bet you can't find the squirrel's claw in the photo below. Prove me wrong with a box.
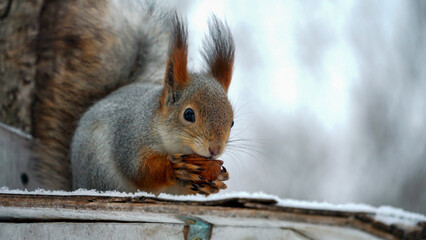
[175,169,206,181]
[209,180,227,190]
[172,161,203,173]
[217,166,229,181]
[189,182,222,196]
[169,154,184,164]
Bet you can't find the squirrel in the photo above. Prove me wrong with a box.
[32,0,235,195]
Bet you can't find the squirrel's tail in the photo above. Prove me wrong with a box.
[32,0,170,189]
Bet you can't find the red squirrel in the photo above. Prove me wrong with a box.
[33,1,234,195]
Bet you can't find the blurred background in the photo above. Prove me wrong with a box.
[177,0,426,214]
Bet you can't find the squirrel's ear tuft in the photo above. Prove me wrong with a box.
[202,15,235,92]
[162,13,189,106]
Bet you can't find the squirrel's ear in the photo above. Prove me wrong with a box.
[162,14,189,106]
[202,15,235,92]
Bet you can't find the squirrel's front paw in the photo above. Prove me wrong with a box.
[190,179,227,195]
[169,154,228,196]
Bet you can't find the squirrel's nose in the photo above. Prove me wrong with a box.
[209,143,222,157]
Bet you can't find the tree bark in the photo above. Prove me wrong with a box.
[0,0,44,133]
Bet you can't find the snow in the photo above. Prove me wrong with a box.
[1,187,424,227]
[375,206,426,226]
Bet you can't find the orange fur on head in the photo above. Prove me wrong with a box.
[169,47,188,87]
[209,53,234,92]
[161,14,189,106]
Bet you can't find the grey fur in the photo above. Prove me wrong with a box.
[72,84,163,191]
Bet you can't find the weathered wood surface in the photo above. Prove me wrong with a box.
[0,123,42,190]
[0,222,314,240]
[1,194,424,240]
[0,194,378,240]
[0,223,186,240]
[0,0,44,133]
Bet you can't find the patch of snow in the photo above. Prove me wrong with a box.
[0,187,424,227]
[0,187,155,198]
[375,206,426,226]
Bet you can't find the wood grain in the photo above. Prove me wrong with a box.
[0,0,44,133]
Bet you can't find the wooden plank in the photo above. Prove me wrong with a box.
[1,194,415,239]
[0,222,184,240]
[212,226,310,240]
[0,212,380,240]
[0,222,316,240]
[2,222,369,240]
[0,123,42,190]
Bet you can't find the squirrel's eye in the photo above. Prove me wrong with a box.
[231,120,234,128]
[184,108,195,123]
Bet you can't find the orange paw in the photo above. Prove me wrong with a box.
[169,154,229,195]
